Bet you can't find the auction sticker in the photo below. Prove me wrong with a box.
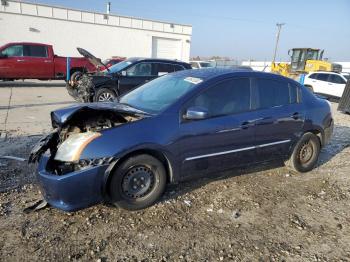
[184,77,203,85]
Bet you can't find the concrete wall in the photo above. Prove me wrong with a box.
[0,1,192,61]
[242,61,350,73]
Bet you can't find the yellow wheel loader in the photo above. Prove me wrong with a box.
[271,48,342,79]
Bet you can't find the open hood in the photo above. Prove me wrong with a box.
[77,47,110,72]
[51,103,148,128]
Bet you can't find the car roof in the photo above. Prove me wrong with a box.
[308,71,341,75]
[169,68,285,82]
[126,57,189,65]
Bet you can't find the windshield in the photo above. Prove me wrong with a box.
[107,60,132,73]
[120,74,201,114]
[342,74,350,81]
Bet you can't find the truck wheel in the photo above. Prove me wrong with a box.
[94,88,117,102]
[70,71,83,87]
[109,154,167,210]
[285,132,320,173]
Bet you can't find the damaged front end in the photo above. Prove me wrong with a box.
[66,74,96,103]
[28,103,147,211]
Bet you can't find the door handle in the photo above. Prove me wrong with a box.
[17,59,25,62]
[291,112,300,120]
[240,120,257,129]
[44,60,52,63]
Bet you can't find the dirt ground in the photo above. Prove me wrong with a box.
[1,84,350,261]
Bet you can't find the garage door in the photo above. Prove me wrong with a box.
[152,37,181,60]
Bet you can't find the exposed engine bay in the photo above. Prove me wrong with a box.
[29,105,145,175]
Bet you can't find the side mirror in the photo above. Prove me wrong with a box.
[288,49,292,57]
[0,53,8,58]
[184,106,209,120]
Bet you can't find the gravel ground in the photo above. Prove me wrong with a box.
[0,102,350,261]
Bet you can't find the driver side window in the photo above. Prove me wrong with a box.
[186,78,251,118]
[126,63,152,77]
[1,45,24,57]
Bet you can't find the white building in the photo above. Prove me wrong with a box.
[0,1,192,61]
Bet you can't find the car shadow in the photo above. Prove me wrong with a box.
[0,81,66,88]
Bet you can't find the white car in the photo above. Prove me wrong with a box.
[304,71,348,98]
[190,61,214,69]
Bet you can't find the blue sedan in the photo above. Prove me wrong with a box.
[29,69,333,211]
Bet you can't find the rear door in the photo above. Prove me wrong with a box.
[253,77,304,161]
[177,77,257,177]
[0,44,26,78]
[118,62,156,95]
[315,73,330,95]
[154,62,175,76]
[328,74,347,97]
[23,45,53,79]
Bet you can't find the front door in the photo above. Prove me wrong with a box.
[118,62,157,95]
[176,78,256,177]
[0,44,27,78]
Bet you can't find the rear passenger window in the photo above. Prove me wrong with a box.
[187,78,251,117]
[329,75,346,84]
[174,64,185,71]
[317,74,329,82]
[156,63,174,76]
[25,45,48,57]
[256,78,297,109]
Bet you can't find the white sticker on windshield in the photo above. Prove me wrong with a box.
[184,77,203,85]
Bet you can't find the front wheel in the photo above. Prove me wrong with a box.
[94,88,117,102]
[285,132,321,173]
[109,154,167,210]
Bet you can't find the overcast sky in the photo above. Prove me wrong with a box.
[28,0,350,61]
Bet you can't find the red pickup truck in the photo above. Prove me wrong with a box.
[0,42,96,81]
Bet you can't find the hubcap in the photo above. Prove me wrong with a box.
[98,92,114,102]
[122,166,155,199]
[299,141,314,164]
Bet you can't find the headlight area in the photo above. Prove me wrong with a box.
[54,132,101,162]
[47,132,115,175]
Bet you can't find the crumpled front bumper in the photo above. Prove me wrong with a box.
[37,155,110,212]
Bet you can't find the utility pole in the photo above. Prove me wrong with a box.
[272,23,285,64]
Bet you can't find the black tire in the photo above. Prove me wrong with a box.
[109,154,167,210]
[285,132,321,173]
[94,88,117,102]
[70,71,83,87]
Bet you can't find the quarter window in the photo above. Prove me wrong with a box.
[256,78,297,108]
[187,78,251,117]
[1,45,23,57]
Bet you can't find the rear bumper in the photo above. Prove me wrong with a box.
[37,155,109,212]
[324,118,334,145]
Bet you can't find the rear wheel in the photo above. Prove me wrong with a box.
[109,154,167,210]
[285,132,320,173]
[94,88,117,102]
